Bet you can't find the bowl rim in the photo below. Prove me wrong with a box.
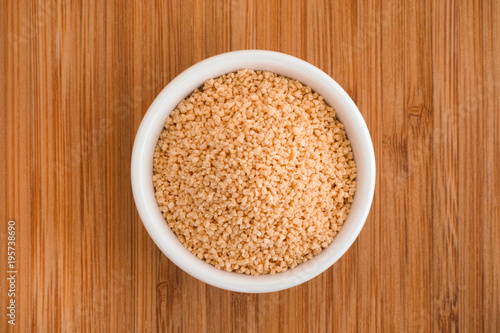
[131,50,376,293]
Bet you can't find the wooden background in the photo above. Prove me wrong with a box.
[1,0,499,332]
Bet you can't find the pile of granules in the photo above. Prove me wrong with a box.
[153,69,356,275]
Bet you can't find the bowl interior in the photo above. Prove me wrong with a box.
[131,50,375,293]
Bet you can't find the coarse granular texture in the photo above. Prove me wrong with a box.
[153,69,357,275]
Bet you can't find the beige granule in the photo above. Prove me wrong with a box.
[153,69,357,275]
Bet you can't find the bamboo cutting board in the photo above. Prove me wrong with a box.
[1,0,500,332]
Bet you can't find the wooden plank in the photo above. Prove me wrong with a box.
[430,1,459,331]
[2,0,36,331]
[378,0,408,331]
[457,0,485,330]
[404,0,433,331]
[104,1,134,331]
[480,0,500,330]
[0,0,499,332]
[130,0,161,331]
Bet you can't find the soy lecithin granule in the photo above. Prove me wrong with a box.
[153,69,357,275]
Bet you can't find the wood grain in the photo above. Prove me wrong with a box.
[1,0,500,332]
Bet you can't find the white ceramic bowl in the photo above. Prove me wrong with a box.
[131,50,375,293]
